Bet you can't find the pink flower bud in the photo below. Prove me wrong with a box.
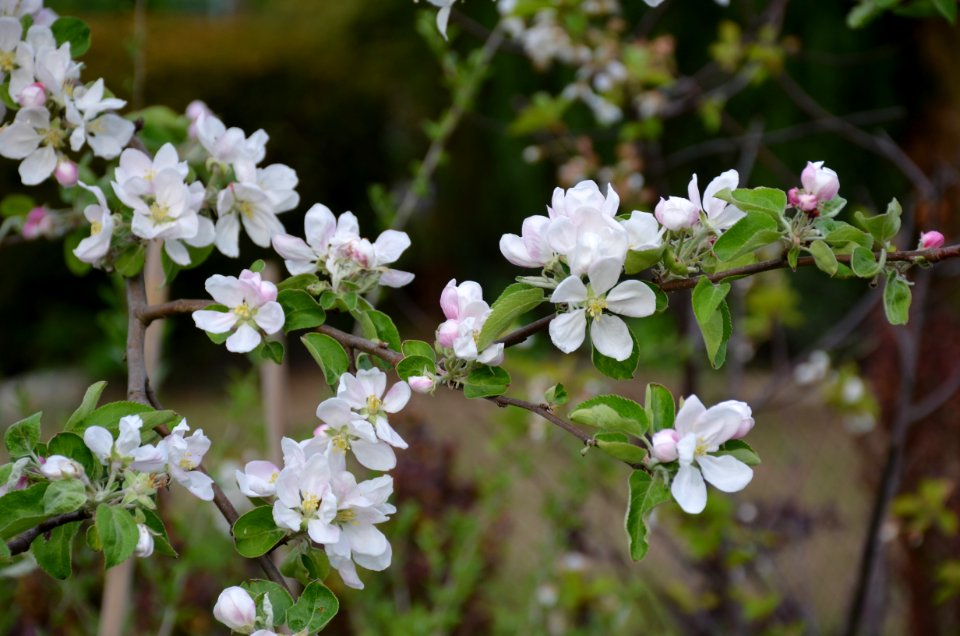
[440,279,460,319]
[54,159,78,187]
[715,399,755,439]
[436,319,459,348]
[800,161,840,202]
[919,230,945,250]
[651,429,680,462]
[213,586,257,632]
[408,375,435,394]
[22,207,53,240]
[654,196,700,231]
[17,82,46,108]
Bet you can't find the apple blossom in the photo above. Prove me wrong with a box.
[408,375,436,394]
[920,230,945,250]
[39,454,85,480]
[72,183,116,265]
[272,452,337,542]
[21,206,53,239]
[315,397,397,471]
[0,17,22,84]
[157,420,215,501]
[235,460,281,498]
[17,80,45,108]
[135,524,154,558]
[654,195,700,231]
[192,269,285,353]
[0,1,42,18]
[548,180,620,221]
[499,214,554,268]
[435,279,504,364]
[185,99,212,138]
[215,182,287,258]
[548,257,656,361]
[667,395,755,514]
[53,158,77,186]
[688,170,745,231]
[651,429,679,463]
[213,586,257,633]
[0,107,68,185]
[82,414,166,472]
[336,369,410,450]
[801,161,840,202]
[114,143,188,194]
[714,399,755,439]
[324,211,414,290]
[787,187,817,212]
[620,210,664,252]
[9,26,80,105]
[65,78,134,159]
[195,112,267,174]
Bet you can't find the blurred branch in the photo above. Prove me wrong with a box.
[6,510,91,556]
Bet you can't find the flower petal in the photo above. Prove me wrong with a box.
[697,454,753,493]
[226,322,261,353]
[548,309,587,354]
[590,314,633,361]
[586,257,623,296]
[675,395,706,437]
[192,309,238,334]
[351,439,396,471]
[550,276,587,304]
[605,280,656,318]
[671,464,707,514]
[382,381,410,413]
[253,301,284,335]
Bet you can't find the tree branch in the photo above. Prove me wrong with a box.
[7,509,92,556]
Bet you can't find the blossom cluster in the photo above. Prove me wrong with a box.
[436,279,504,366]
[232,367,407,592]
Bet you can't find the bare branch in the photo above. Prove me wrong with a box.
[7,510,91,556]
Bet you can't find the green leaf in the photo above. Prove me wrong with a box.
[249,259,266,273]
[625,471,671,561]
[127,105,188,152]
[64,381,107,431]
[67,401,153,435]
[691,277,732,369]
[0,482,50,539]
[787,245,799,270]
[364,310,402,353]
[95,504,138,568]
[277,273,321,292]
[933,0,958,22]
[31,521,81,580]
[233,505,286,558]
[713,187,787,222]
[463,366,511,399]
[883,274,912,325]
[570,395,648,437]
[115,243,146,278]
[816,219,874,251]
[301,333,349,386]
[63,229,92,276]
[47,433,97,478]
[818,195,847,218]
[0,194,35,217]
[624,246,665,274]
[594,432,647,464]
[477,284,544,350]
[854,198,902,247]
[0,536,9,562]
[259,340,285,365]
[286,579,340,633]
[591,328,640,380]
[713,212,782,261]
[808,239,839,276]
[43,479,87,515]
[141,507,177,557]
[278,289,326,333]
[395,355,435,381]
[645,383,675,431]
[241,579,294,624]
[51,17,92,56]
[850,246,882,278]
[139,409,181,432]
[5,412,41,458]
[644,281,668,313]
[716,439,761,466]
[401,340,436,362]
[544,383,568,406]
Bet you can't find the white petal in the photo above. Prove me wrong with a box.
[204,274,244,307]
[586,257,622,295]
[550,276,587,304]
[307,517,341,545]
[379,269,415,288]
[697,454,753,492]
[226,323,261,353]
[354,540,392,571]
[351,439,396,471]
[164,239,191,266]
[87,114,135,159]
[675,395,706,437]
[192,309,237,334]
[272,501,302,532]
[374,416,408,449]
[253,301,284,335]
[605,280,656,318]
[83,426,114,463]
[373,230,410,265]
[176,469,214,500]
[214,213,241,258]
[382,381,411,413]
[548,309,587,354]
[590,314,633,361]
[671,464,707,514]
[344,523,387,556]
[499,233,540,268]
[316,397,354,426]
[19,145,57,185]
[0,121,40,159]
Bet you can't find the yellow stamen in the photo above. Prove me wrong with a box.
[302,494,320,516]
[237,200,255,219]
[149,201,171,224]
[366,395,382,413]
[233,302,253,320]
[586,297,607,319]
[91,220,103,235]
[0,50,15,72]
[334,509,357,524]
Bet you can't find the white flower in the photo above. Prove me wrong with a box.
[236,460,281,498]
[499,214,553,268]
[66,78,134,159]
[0,17,23,82]
[39,454,85,480]
[135,524,154,558]
[323,211,414,290]
[213,586,257,633]
[336,369,410,450]
[9,25,80,105]
[272,202,339,275]
[0,1,42,19]
[114,143,188,196]
[82,414,166,472]
[548,258,656,361]
[157,420,214,501]
[314,397,396,471]
[548,180,620,221]
[215,182,286,258]
[195,112,267,174]
[72,183,115,265]
[654,195,699,231]
[547,205,629,276]
[272,452,337,542]
[667,395,755,514]
[192,269,285,353]
[0,106,66,184]
[435,279,503,364]
[688,170,744,231]
[452,315,504,365]
[620,211,663,251]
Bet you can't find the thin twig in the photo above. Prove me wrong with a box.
[7,510,91,555]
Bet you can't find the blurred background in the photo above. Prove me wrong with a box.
[1,0,960,634]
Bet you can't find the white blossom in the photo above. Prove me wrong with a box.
[66,78,134,159]
[336,369,409,450]
[236,460,281,498]
[213,586,257,633]
[72,183,115,265]
[192,269,285,353]
[314,397,396,471]
[157,420,214,501]
[82,414,166,472]
[0,106,65,184]
[39,454,84,480]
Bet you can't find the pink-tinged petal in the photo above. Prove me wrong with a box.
[671,464,707,514]
[675,395,706,437]
[379,269,415,287]
[192,309,237,334]
[590,314,633,361]
[253,301,284,335]
[586,257,622,296]
[373,229,410,265]
[605,280,656,318]
[337,373,369,409]
[351,439,396,471]
[651,429,680,462]
[436,319,459,348]
[303,203,337,249]
[204,274,243,307]
[686,173,702,211]
[272,501,302,532]
[374,416,408,449]
[272,233,316,265]
[550,276,588,304]
[697,454,753,492]
[316,397,354,425]
[382,381,411,413]
[19,145,57,185]
[440,279,460,319]
[714,399,754,439]
[226,323,261,353]
[307,518,341,545]
[710,204,745,231]
[549,309,587,354]
[500,233,540,268]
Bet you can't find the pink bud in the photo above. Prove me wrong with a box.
[651,429,680,462]
[22,207,52,240]
[436,319,459,348]
[54,159,78,187]
[408,375,435,394]
[920,230,945,250]
[716,399,755,439]
[787,187,802,208]
[440,279,460,319]
[654,196,700,231]
[800,161,840,201]
[17,82,46,108]
[213,586,257,632]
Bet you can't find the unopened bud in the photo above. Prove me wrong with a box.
[919,230,945,250]
[22,207,53,240]
[800,161,840,201]
[39,455,85,480]
[651,429,680,463]
[54,159,78,187]
[213,586,257,632]
[408,375,435,394]
[135,524,154,558]
[17,82,46,108]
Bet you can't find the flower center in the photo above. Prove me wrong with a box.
[694,439,709,458]
[330,431,351,452]
[334,509,357,525]
[301,493,320,516]
[91,220,103,235]
[178,453,197,470]
[41,127,65,149]
[586,296,607,319]
[366,395,382,414]
[149,201,172,224]
[233,302,254,321]
[268,472,279,485]
[144,168,157,182]
[0,50,14,72]
[237,200,255,219]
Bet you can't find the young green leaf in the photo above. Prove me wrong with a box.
[64,381,107,430]
[233,505,286,558]
[808,239,839,277]
[712,212,782,261]
[463,366,511,399]
[624,246,665,274]
[645,383,676,431]
[0,482,50,539]
[68,401,154,435]
[364,310,402,352]
[43,479,87,515]
[241,579,295,624]
[570,395,648,436]
[713,187,787,222]
[278,289,326,333]
[31,521,81,580]
[716,439,761,466]
[141,507,178,557]
[691,277,732,369]
[854,198,901,247]
[259,340,285,365]
[4,412,41,458]
[883,274,912,325]
[395,355,436,381]
[850,246,882,278]
[401,340,437,362]
[544,383,569,406]
[286,579,340,633]
[96,504,139,568]
[51,17,92,56]
[625,471,672,561]
[594,432,648,464]
[476,284,544,350]
[301,333,349,386]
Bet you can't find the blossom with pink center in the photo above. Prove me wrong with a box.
[192,269,285,353]
[500,214,554,268]
[787,187,818,212]
[436,279,504,364]
[336,368,410,451]
[651,429,680,463]
[22,206,53,239]
[408,375,435,394]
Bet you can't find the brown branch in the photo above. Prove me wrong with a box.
[7,510,91,556]
[317,324,403,366]
[138,299,209,325]
[488,395,592,446]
